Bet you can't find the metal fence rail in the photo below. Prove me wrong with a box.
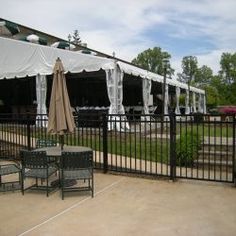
[0,113,235,184]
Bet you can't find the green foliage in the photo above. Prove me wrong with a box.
[131,47,174,76]
[220,52,236,84]
[195,65,213,86]
[179,56,198,86]
[201,84,219,107]
[179,94,186,106]
[176,131,202,167]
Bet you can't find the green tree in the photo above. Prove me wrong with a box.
[203,85,219,108]
[195,65,213,87]
[218,52,236,104]
[181,56,198,84]
[131,47,174,76]
[178,56,198,109]
[220,52,236,84]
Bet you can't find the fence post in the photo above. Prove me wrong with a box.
[26,113,31,151]
[169,111,176,181]
[233,115,236,186]
[102,113,108,173]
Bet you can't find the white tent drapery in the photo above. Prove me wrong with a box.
[192,92,197,113]
[164,84,169,115]
[185,89,190,114]
[203,93,207,114]
[105,62,128,130]
[198,93,203,113]
[175,87,181,115]
[142,78,152,115]
[35,74,48,127]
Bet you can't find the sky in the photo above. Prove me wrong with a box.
[1,0,236,76]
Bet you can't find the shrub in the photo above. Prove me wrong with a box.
[176,131,202,167]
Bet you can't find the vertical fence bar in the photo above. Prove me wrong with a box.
[26,113,31,150]
[169,112,176,181]
[102,113,108,173]
[233,115,236,186]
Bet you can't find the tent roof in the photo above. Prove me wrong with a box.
[0,37,204,94]
[0,37,114,79]
[118,61,204,94]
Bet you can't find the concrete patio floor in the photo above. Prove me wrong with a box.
[0,172,236,236]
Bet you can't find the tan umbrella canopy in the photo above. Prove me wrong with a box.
[47,57,75,148]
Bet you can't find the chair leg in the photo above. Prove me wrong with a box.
[61,171,64,200]
[18,172,21,190]
[21,171,24,195]
[61,185,64,200]
[92,175,94,198]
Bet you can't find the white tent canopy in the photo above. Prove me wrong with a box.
[0,37,205,95]
[0,37,114,79]
[0,37,206,126]
[118,61,204,94]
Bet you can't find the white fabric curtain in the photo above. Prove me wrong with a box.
[164,84,169,115]
[175,87,181,114]
[105,69,116,115]
[197,93,202,113]
[142,78,152,115]
[202,94,206,114]
[185,89,190,114]
[192,92,197,113]
[35,74,48,127]
[105,63,129,131]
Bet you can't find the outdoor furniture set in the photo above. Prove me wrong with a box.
[0,139,94,200]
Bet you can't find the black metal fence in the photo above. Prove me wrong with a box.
[0,112,235,184]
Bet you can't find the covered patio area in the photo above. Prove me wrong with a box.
[0,37,206,129]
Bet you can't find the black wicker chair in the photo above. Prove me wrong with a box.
[60,151,94,200]
[36,139,58,168]
[36,139,57,149]
[0,162,21,192]
[21,150,58,197]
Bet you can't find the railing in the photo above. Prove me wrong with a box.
[0,112,235,184]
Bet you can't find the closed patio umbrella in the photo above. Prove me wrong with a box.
[47,58,76,149]
[0,20,20,36]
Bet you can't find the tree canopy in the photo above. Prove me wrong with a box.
[180,56,198,84]
[131,47,174,76]
[220,52,236,84]
[195,65,213,86]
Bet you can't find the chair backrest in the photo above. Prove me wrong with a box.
[61,151,93,170]
[21,150,48,169]
[36,139,57,148]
